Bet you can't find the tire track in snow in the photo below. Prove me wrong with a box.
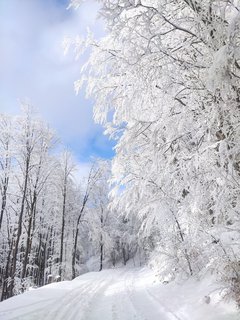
[0,268,186,320]
[111,270,145,320]
[47,282,95,320]
[81,269,125,320]
[68,277,110,320]
[0,297,56,320]
[111,303,119,320]
[125,269,180,320]
[133,269,184,320]
[123,270,148,320]
[78,269,143,320]
[145,288,185,320]
[45,275,108,320]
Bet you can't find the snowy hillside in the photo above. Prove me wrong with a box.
[0,268,238,320]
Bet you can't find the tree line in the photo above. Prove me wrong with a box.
[0,107,139,300]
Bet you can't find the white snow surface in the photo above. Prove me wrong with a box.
[0,268,239,320]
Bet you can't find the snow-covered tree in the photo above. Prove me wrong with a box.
[0,107,116,299]
[69,0,240,302]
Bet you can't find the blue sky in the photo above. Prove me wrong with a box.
[0,0,115,168]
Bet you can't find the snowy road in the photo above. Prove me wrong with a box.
[0,268,238,320]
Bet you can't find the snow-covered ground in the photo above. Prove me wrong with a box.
[0,268,239,320]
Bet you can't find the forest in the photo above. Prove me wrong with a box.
[0,108,138,301]
[1,0,240,310]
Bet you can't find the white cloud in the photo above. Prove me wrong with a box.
[0,0,110,161]
[73,161,92,184]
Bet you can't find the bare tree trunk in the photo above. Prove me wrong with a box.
[72,195,88,279]
[0,121,11,232]
[0,174,9,231]
[21,193,37,279]
[59,179,67,280]
[9,156,30,297]
[99,240,103,271]
[1,239,13,301]
[174,214,193,276]
[99,206,104,271]
[72,166,100,279]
